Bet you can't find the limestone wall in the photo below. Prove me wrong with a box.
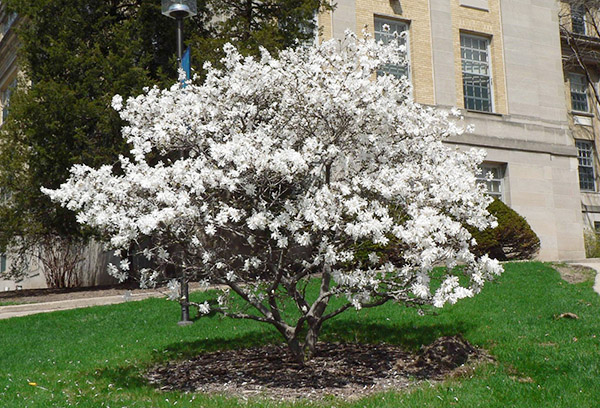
[320,0,586,260]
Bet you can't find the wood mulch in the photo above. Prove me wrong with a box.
[145,335,492,401]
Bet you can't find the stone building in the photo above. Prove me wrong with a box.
[319,0,588,260]
[0,2,17,127]
[0,2,21,288]
[559,1,600,243]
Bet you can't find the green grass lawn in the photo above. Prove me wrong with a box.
[0,262,599,407]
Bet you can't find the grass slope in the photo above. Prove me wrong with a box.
[0,262,598,407]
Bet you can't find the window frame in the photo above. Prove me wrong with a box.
[576,139,596,192]
[476,163,504,200]
[373,16,410,80]
[460,33,494,113]
[1,78,16,124]
[571,3,587,35]
[594,221,600,235]
[0,12,17,36]
[569,73,590,113]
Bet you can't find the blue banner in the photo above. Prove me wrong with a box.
[181,46,191,87]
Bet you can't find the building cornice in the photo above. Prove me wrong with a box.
[446,133,577,157]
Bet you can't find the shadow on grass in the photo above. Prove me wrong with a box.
[322,318,473,352]
[153,330,283,362]
[93,365,149,389]
[93,330,282,392]
[95,318,473,393]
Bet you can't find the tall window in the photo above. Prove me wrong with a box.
[461,34,492,112]
[571,4,586,35]
[0,254,5,274]
[0,12,17,36]
[374,17,409,79]
[1,79,16,123]
[576,140,595,191]
[476,163,504,200]
[569,73,589,112]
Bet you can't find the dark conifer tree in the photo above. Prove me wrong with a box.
[0,0,328,283]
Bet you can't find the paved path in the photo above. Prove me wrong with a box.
[566,258,600,295]
[0,291,163,320]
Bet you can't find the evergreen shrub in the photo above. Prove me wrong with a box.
[583,229,600,258]
[470,199,540,261]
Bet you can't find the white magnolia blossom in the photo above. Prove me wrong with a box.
[197,301,211,315]
[167,279,181,301]
[44,32,502,362]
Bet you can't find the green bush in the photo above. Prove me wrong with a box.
[583,229,600,258]
[470,199,540,261]
[349,200,540,265]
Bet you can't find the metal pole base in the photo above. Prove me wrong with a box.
[178,278,193,326]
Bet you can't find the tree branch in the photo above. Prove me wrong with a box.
[562,27,600,107]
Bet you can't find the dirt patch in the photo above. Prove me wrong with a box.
[553,264,596,284]
[145,336,490,401]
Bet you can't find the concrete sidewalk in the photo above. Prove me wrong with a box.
[566,258,600,295]
[0,291,164,320]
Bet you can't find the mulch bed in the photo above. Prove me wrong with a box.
[145,335,491,401]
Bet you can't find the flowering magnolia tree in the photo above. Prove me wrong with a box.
[44,31,502,363]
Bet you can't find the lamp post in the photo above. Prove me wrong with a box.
[162,0,197,326]
[162,0,197,71]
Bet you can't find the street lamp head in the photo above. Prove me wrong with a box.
[162,0,197,19]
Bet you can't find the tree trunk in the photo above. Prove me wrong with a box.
[287,336,305,365]
[304,320,322,360]
[282,264,333,365]
[243,0,253,42]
